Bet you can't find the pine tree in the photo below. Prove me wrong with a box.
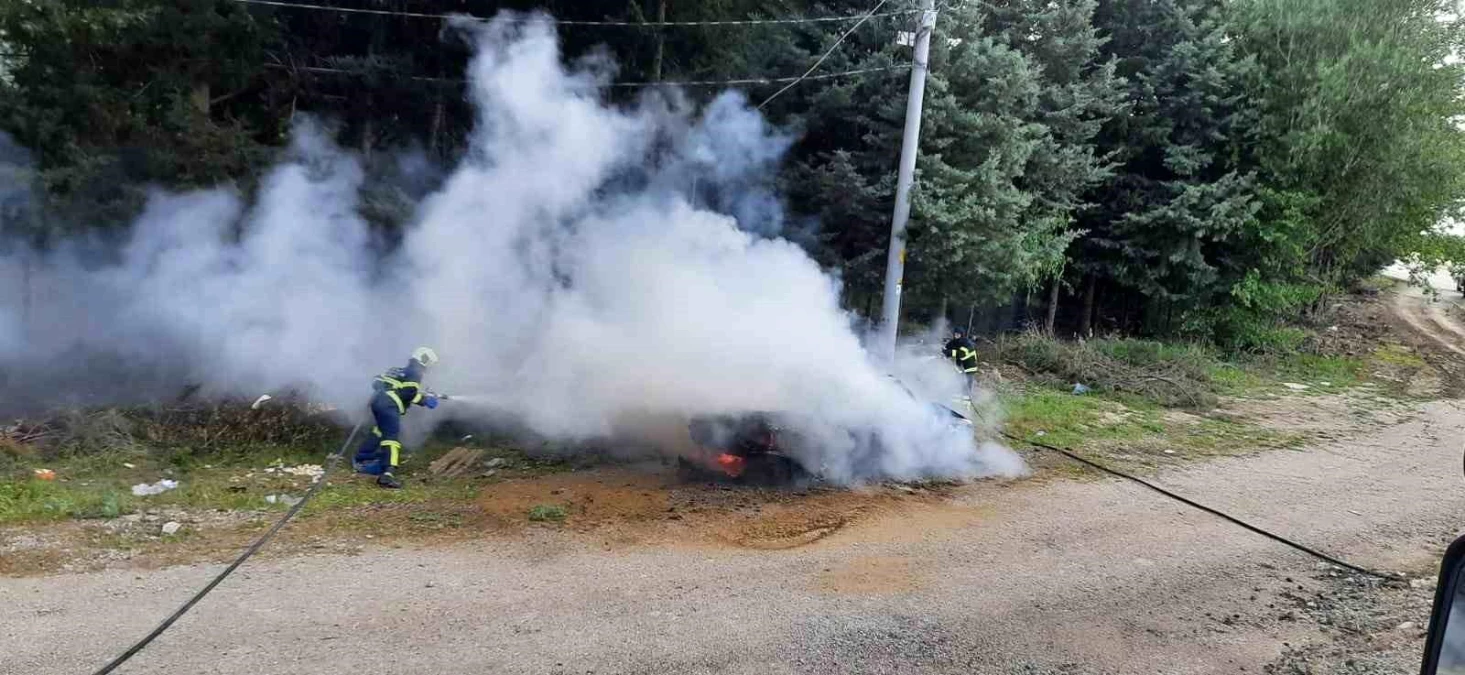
[1075,0,1259,334]
[775,1,1119,319]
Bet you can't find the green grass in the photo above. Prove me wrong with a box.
[1372,344,1428,368]
[984,334,1224,408]
[1000,388,1153,448]
[0,479,138,522]
[1207,351,1365,397]
[1205,362,1270,395]
[1268,353,1365,391]
[527,504,568,522]
[992,333,1361,463]
[990,332,1378,404]
[1092,339,1215,372]
[999,382,1305,469]
[0,439,533,525]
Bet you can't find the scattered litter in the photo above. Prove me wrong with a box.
[1319,381,1332,386]
[1072,383,1090,395]
[160,521,182,535]
[33,468,56,481]
[131,479,179,496]
[281,464,324,480]
[1347,509,1363,516]
[1281,383,1309,391]
[264,494,302,507]
[263,461,325,482]
[250,394,273,410]
[1326,326,1339,332]
[460,435,474,442]
[484,457,508,469]
[1163,450,1175,455]
[122,462,135,469]
[1035,430,1047,437]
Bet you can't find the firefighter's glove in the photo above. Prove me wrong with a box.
[423,395,440,410]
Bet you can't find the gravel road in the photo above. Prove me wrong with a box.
[4,398,1464,675]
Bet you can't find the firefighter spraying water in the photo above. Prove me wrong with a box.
[353,347,446,489]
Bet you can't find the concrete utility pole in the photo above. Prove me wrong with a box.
[878,0,937,363]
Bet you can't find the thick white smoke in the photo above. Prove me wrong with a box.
[0,13,1024,483]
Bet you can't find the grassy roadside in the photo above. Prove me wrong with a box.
[0,435,575,527]
[1,291,1438,535]
[0,339,1411,525]
[987,322,1431,474]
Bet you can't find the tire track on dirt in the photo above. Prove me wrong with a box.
[1427,298,1465,343]
[1392,288,1465,357]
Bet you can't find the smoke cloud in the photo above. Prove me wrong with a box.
[0,13,1024,483]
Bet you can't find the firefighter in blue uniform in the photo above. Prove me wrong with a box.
[354,347,441,489]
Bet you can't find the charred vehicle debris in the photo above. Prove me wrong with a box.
[681,380,975,484]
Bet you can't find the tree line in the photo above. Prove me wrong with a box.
[2,0,1463,349]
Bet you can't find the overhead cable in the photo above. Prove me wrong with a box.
[228,0,920,27]
[757,0,899,109]
[264,62,909,88]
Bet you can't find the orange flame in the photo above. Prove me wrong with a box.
[715,453,746,478]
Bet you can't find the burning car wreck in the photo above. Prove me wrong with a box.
[681,388,976,485]
[683,413,806,484]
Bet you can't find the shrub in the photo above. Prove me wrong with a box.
[985,333,1219,408]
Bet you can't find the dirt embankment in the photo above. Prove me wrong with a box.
[1384,286,1465,395]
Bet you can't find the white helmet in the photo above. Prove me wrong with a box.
[412,347,439,368]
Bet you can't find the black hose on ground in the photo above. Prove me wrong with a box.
[1002,431,1401,581]
[83,416,1402,673]
[89,420,365,675]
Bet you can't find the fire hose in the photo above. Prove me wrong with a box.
[86,401,1398,671]
[1000,430,1401,581]
[88,420,365,675]
[90,389,464,673]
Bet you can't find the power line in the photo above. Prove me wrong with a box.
[228,0,920,27]
[267,62,460,84]
[613,65,908,88]
[758,0,897,109]
[265,62,909,88]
